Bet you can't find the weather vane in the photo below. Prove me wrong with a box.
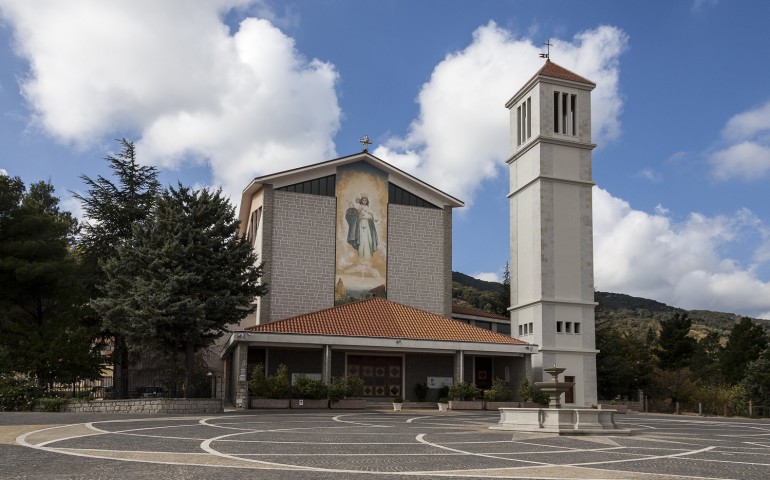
[359,134,372,152]
[539,40,552,60]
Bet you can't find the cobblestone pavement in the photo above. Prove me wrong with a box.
[2,410,770,479]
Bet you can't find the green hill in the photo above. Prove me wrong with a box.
[452,272,767,338]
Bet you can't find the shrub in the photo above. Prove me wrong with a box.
[447,382,481,401]
[520,378,549,405]
[248,364,268,397]
[249,364,290,399]
[0,375,43,412]
[37,397,69,412]
[392,396,403,403]
[438,397,448,404]
[483,378,515,402]
[292,375,328,400]
[328,375,364,402]
[414,383,428,401]
[265,364,290,399]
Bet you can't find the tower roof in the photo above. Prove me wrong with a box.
[536,60,595,86]
[506,60,595,109]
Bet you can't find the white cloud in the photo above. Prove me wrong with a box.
[638,168,662,183]
[473,272,501,283]
[0,0,340,201]
[710,101,770,181]
[0,168,7,176]
[60,194,85,223]
[692,0,719,12]
[594,186,770,319]
[374,22,627,205]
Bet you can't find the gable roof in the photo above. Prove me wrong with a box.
[238,151,464,231]
[246,297,524,345]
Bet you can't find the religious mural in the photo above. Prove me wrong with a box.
[335,162,387,304]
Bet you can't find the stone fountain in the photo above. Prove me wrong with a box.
[490,364,631,435]
[535,365,573,409]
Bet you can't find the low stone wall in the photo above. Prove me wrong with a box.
[61,399,223,414]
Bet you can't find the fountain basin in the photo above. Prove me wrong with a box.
[490,407,631,435]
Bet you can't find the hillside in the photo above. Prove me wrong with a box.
[452,272,766,337]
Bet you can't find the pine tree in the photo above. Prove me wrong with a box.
[0,176,100,382]
[75,139,160,397]
[93,184,267,395]
[720,317,768,385]
[657,312,696,370]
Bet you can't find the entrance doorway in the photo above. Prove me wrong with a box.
[347,355,402,398]
[474,357,493,390]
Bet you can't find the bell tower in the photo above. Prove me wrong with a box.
[506,60,598,406]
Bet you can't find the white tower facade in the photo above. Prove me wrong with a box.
[506,61,598,406]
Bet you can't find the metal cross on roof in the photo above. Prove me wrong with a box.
[360,134,372,152]
[539,41,552,59]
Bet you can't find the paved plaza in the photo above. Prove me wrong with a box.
[2,410,770,479]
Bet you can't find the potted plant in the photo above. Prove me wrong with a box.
[249,363,291,408]
[447,382,483,410]
[437,397,449,412]
[329,375,365,409]
[290,375,329,409]
[483,378,518,410]
[392,396,404,411]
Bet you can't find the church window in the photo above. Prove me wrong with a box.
[517,96,532,146]
[523,323,528,335]
[518,325,523,336]
[565,322,572,333]
[388,183,439,209]
[248,207,262,245]
[277,174,336,197]
[554,91,578,136]
[476,321,492,331]
[574,322,581,334]
[556,321,563,333]
[529,322,534,335]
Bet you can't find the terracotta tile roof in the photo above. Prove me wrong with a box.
[246,298,524,345]
[536,60,595,86]
[452,304,509,321]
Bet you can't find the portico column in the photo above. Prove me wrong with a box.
[454,350,465,384]
[322,345,332,384]
[234,343,249,409]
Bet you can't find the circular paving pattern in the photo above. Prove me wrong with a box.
[15,411,770,479]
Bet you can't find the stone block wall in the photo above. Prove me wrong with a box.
[387,204,450,316]
[268,191,336,321]
[61,399,223,414]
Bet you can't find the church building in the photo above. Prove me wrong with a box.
[219,59,599,409]
[219,150,533,408]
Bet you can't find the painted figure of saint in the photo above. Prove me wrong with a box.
[345,194,379,261]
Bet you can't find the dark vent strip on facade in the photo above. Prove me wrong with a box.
[277,174,336,197]
[388,183,439,209]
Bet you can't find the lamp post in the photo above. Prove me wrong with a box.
[207,372,215,399]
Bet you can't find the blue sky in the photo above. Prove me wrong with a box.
[2,0,770,318]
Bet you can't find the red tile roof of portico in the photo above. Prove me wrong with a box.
[246,297,525,345]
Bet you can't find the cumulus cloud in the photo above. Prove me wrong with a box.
[594,186,770,319]
[473,272,501,283]
[0,0,340,200]
[710,100,770,181]
[0,168,7,176]
[374,22,627,205]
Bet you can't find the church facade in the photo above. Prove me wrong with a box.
[220,152,533,408]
